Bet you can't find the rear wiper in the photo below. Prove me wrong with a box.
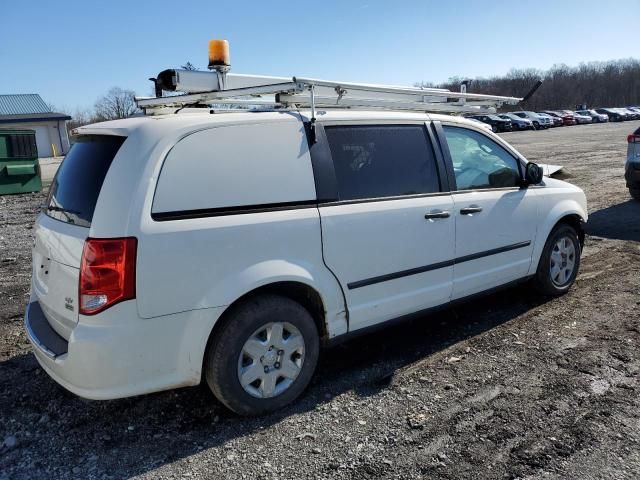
[46,205,81,215]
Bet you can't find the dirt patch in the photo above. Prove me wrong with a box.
[1,121,640,479]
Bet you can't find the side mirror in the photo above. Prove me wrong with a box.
[524,162,544,186]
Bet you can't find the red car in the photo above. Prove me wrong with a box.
[544,110,577,126]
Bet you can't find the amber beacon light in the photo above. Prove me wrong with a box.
[208,39,230,69]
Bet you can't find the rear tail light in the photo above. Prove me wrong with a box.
[79,237,137,315]
[628,135,640,144]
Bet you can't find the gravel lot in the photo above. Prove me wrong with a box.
[1,121,640,479]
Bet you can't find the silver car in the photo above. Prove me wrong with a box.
[513,111,552,129]
[569,111,593,124]
[627,126,640,200]
[576,109,608,123]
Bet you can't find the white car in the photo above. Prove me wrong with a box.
[512,111,552,129]
[25,110,587,415]
[627,126,640,200]
[571,111,593,125]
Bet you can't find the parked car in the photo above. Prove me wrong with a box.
[543,111,577,126]
[621,108,640,120]
[467,117,493,131]
[616,108,633,121]
[626,126,640,200]
[25,110,587,415]
[537,112,563,127]
[513,111,553,129]
[565,110,592,124]
[575,109,608,123]
[628,106,640,116]
[468,114,513,132]
[498,113,534,131]
[595,108,625,122]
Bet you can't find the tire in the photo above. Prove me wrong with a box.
[533,121,539,130]
[491,125,498,133]
[532,224,581,296]
[204,294,320,416]
[630,188,640,201]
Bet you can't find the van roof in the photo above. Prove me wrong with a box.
[74,110,484,138]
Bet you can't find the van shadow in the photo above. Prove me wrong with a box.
[0,286,549,479]
[586,200,640,242]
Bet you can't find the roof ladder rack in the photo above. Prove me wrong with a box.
[136,45,541,115]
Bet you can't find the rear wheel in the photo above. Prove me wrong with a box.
[204,294,320,415]
[630,188,640,201]
[532,224,581,296]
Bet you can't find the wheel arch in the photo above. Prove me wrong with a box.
[200,280,332,384]
[555,213,585,248]
[530,204,587,276]
[224,281,329,339]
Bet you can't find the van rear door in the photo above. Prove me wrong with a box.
[32,135,125,339]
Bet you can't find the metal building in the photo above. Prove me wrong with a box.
[0,94,70,157]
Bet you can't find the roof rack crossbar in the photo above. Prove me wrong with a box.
[135,70,526,114]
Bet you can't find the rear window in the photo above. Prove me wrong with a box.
[46,135,125,227]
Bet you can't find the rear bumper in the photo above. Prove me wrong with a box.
[625,162,640,187]
[25,298,225,400]
[25,302,69,359]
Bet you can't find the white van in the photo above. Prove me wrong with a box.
[25,109,587,415]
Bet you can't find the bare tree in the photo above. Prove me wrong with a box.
[181,61,198,71]
[44,101,57,112]
[94,87,138,121]
[417,58,640,111]
[67,108,95,131]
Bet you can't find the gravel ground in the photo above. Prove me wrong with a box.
[1,120,640,480]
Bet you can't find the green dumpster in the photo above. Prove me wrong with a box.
[0,129,42,194]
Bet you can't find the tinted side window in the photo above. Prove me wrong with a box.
[443,126,521,191]
[324,125,440,201]
[46,135,125,227]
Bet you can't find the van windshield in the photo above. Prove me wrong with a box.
[46,135,125,227]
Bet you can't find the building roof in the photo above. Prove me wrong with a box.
[0,112,71,124]
[0,94,52,115]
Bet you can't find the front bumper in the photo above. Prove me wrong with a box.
[25,299,224,400]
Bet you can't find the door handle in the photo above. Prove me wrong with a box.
[460,205,483,215]
[424,210,451,220]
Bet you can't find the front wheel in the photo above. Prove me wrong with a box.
[204,294,320,415]
[532,224,581,296]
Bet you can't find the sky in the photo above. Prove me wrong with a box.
[1,0,638,112]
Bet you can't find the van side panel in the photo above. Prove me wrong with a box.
[136,121,348,337]
[151,122,316,214]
